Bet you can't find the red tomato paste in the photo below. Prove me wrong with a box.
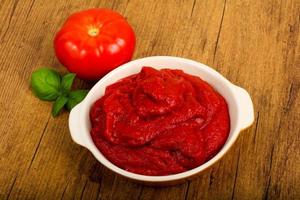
[90,67,230,176]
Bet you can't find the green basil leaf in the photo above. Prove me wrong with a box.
[66,90,88,110]
[31,68,61,101]
[61,73,76,94]
[52,96,68,117]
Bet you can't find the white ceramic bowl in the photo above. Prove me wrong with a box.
[69,56,254,184]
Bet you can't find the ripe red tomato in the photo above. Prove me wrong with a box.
[54,9,136,80]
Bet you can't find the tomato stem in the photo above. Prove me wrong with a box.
[88,27,99,37]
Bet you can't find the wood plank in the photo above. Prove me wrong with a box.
[215,0,300,199]
[0,0,117,199]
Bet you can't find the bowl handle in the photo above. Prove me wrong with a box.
[69,102,86,147]
[234,86,255,129]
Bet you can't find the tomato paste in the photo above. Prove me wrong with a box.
[90,67,230,176]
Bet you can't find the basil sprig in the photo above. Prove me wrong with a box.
[31,68,61,101]
[31,68,88,117]
[66,90,89,111]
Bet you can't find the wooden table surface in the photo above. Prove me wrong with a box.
[0,0,299,199]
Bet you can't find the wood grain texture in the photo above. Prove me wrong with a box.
[0,0,299,199]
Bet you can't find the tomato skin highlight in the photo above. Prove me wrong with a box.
[54,8,136,80]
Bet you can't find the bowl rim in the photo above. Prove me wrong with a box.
[71,56,254,182]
